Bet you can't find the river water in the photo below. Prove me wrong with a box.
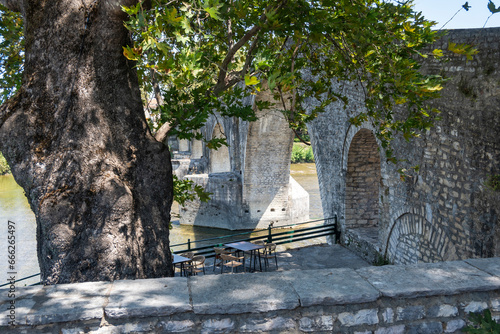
[0,163,322,284]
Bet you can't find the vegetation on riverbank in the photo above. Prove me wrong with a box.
[292,143,314,163]
[0,152,10,175]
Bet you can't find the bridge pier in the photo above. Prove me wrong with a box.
[172,90,309,230]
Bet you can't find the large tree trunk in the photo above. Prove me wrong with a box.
[0,0,174,284]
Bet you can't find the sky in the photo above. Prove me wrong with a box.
[411,0,500,29]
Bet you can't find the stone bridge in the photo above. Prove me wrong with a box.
[171,28,500,265]
[309,28,500,264]
[169,90,309,230]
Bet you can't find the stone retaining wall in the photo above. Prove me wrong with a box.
[2,258,500,333]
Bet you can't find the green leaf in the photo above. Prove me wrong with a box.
[122,46,139,60]
[244,75,260,86]
[448,42,478,60]
[432,49,443,57]
[166,7,183,23]
[488,1,500,14]
[204,5,222,20]
[267,71,280,91]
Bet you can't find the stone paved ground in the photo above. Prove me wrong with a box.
[191,243,372,276]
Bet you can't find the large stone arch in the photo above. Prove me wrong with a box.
[209,123,231,173]
[345,128,381,230]
[386,208,458,264]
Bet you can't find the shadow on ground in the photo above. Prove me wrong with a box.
[191,243,371,276]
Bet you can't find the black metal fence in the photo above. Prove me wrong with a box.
[170,216,339,258]
[0,216,338,287]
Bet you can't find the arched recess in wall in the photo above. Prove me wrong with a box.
[345,128,381,230]
[210,123,231,173]
[191,132,203,159]
[385,211,457,264]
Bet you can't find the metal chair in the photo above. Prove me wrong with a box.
[189,255,206,275]
[220,253,244,274]
[213,247,230,271]
[262,243,278,270]
[174,252,194,276]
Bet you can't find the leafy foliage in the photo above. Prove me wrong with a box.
[173,174,212,214]
[122,0,468,170]
[0,5,23,104]
[0,1,493,200]
[373,253,391,266]
[291,143,314,163]
[464,309,500,333]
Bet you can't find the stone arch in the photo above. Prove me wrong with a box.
[386,210,457,264]
[209,123,231,173]
[345,128,381,229]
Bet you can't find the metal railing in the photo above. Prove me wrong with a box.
[170,216,339,258]
[0,216,338,287]
[0,273,41,288]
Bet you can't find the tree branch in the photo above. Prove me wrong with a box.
[154,122,172,143]
[0,0,23,13]
[214,24,261,90]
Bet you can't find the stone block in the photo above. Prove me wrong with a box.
[396,305,425,321]
[464,301,488,313]
[338,309,378,327]
[407,322,443,334]
[491,299,500,312]
[160,320,196,333]
[26,281,110,325]
[465,258,500,277]
[240,317,296,332]
[189,273,299,314]
[275,268,380,307]
[299,316,334,332]
[427,304,458,318]
[445,319,466,333]
[382,308,394,323]
[105,277,191,318]
[201,318,235,334]
[375,325,406,334]
[356,261,500,298]
[0,285,44,326]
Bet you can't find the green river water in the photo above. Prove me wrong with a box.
[0,163,321,284]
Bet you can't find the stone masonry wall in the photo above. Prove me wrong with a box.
[179,89,309,230]
[345,129,381,229]
[2,258,500,333]
[309,27,500,264]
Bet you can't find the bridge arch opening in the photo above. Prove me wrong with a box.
[345,129,381,231]
[210,123,230,173]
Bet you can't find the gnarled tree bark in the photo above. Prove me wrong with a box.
[0,0,174,284]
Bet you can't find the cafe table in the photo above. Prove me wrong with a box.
[172,254,192,276]
[224,241,264,272]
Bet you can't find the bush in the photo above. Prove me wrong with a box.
[291,143,314,163]
[0,152,10,175]
[464,309,500,333]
